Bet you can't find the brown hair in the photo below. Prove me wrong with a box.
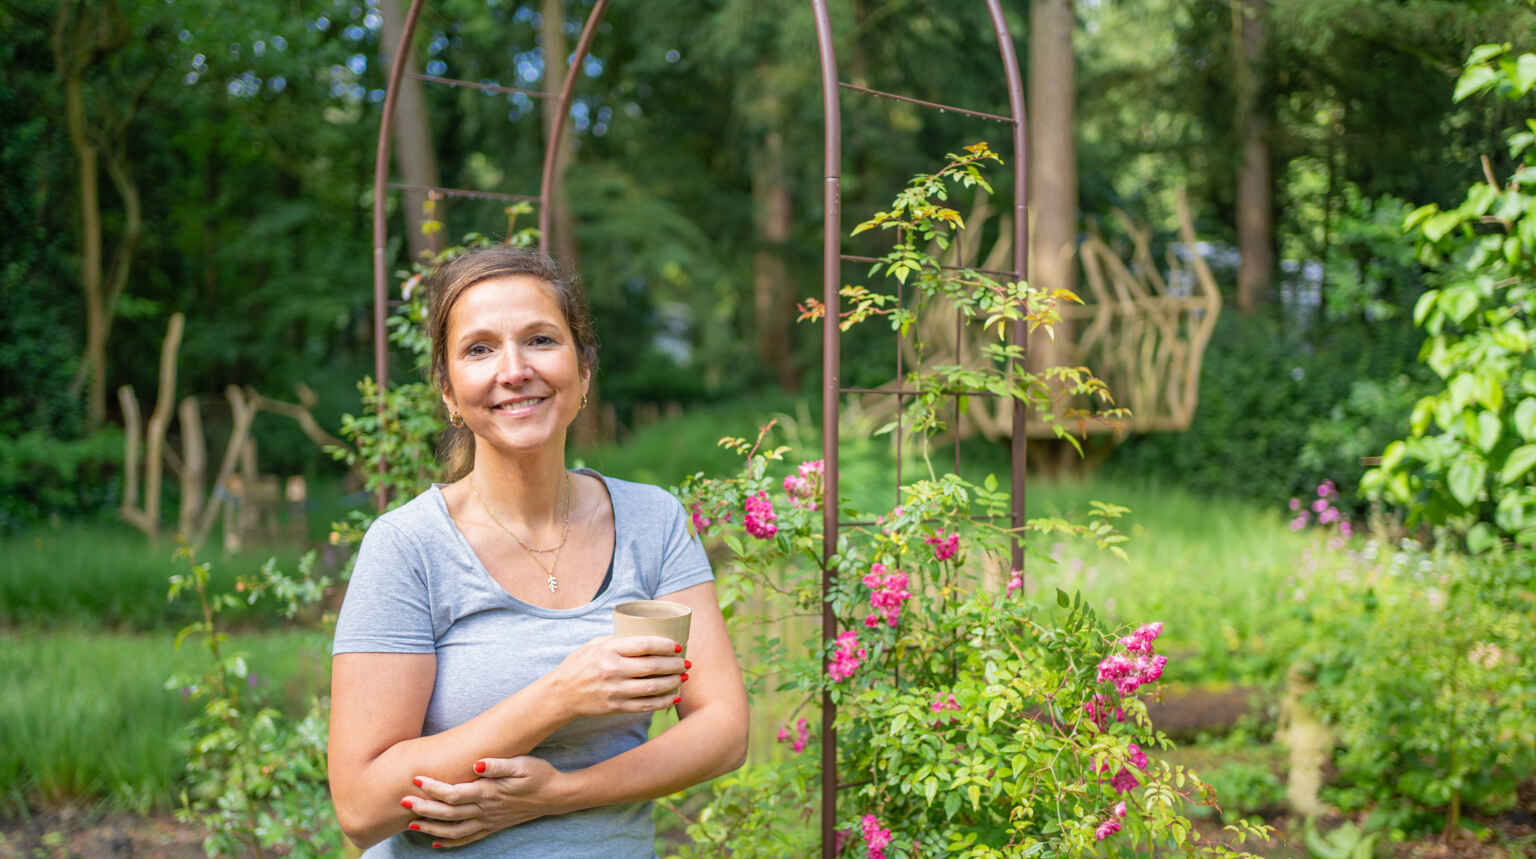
[426,246,599,480]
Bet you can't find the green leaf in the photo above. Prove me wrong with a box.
[1516,53,1536,96]
[1477,411,1502,452]
[1448,455,1486,506]
[1422,211,1464,243]
[1501,444,1536,483]
[1466,522,1499,554]
[1056,588,1070,608]
[1516,399,1536,441]
[1467,43,1510,66]
[1412,289,1440,326]
[1454,64,1499,102]
[1403,204,1439,234]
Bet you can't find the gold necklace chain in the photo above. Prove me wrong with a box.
[471,472,572,594]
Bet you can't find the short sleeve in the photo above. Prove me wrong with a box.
[653,493,714,598]
[332,519,438,654]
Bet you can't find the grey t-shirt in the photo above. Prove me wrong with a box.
[332,470,713,857]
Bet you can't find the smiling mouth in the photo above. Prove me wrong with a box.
[491,396,548,414]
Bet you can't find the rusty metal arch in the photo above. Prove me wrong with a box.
[371,4,1027,855]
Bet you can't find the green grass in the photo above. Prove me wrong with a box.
[0,628,330,817]
[0,521,318,630]
[1018,476,1313,685]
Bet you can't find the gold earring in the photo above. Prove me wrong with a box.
[449,410,465,428]
[580,393,589,410]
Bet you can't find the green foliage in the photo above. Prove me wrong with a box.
[1296,540,1536,835]
[1105,311,1422,516]
[0,430,123,533]
[1363,45,1536,551]
[667,151,1269,857]
[165,544,344,857]
[0,629,324,816]
[1195,761,1285,820]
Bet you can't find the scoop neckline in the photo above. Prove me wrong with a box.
[430,468,617,619]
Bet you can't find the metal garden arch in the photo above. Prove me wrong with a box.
[371,4,1028,854]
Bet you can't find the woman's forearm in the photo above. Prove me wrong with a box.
[331,668,569,848]
[553,701,749,814]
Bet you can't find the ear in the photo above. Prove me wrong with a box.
[580,366,591,397]
[441,385,458,421]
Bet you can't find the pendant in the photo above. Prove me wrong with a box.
[547,574,559,594]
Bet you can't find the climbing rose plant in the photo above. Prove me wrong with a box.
[663,145,1271,857]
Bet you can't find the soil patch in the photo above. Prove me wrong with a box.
[0,809,203,859]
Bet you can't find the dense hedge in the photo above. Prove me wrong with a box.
[1102,311,1429,514]
[0,430,123,533]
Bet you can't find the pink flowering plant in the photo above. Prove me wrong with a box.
[667,147,1271,857]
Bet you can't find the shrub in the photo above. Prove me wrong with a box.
[0,429,123,533]
[1363,44,1536,552]
[1295,539,1536,836]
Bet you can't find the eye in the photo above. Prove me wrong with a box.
[529,333,558,347]
[465,342,492,357]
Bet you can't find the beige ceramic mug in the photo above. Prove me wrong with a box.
[613,599,692,657]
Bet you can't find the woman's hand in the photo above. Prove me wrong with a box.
[401,756,568,848]
[543,634,688,718]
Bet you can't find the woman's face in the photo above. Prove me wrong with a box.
[441,275,590,458]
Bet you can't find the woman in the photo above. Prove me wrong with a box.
[328,247,749,856]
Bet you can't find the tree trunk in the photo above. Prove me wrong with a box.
[62,61,108,426]
[751,98,797,391]
[1233,0,1272,315]
[541,0,580,270]
[1028,0,1078,347]
[379,0,443,262]
[54,0,133,429]
[1027,0,1079,471]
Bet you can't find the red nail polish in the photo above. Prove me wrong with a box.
[680,673,689,682]
[433,843,443,849]
[409,823,421,831]
[684,659,692,669]
[674,644,682,653]
[412,777,423,788]
[672,695,681,704]
[474,760,486,774]
[401,799,413,809]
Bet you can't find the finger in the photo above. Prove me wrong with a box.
[471,755,532,779]
[407,817,487,842]
[431,828,495,848]
[630,689,681,713]
[610,634,683,657]
[401,795,482,822]
[627,655,686,677]
[411,775,474,804]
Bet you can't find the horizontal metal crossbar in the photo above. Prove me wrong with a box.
[838,514,1011,528]
[387,183,541,203]
[837,82,1013,124]
[840,253,1018,280]
[840,387,1002,397]
[409,72,552,99]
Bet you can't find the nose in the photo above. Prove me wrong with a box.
[494,345,534,385]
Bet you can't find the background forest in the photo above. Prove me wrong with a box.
[4,0,1536,856]
[7,0,1531,513]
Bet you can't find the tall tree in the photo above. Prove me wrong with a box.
[380,0,443,262]
[540,0,580,272]
[1029,0,1078,354]
[51,0,153,428]
[1232,0,1271,314]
